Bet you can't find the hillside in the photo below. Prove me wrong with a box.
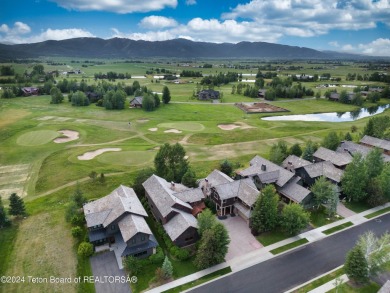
[0,37,335,59]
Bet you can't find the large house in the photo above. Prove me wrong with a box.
[130,96,143,108]
[142,175,205,247]
[198,89,220,100]
[21,87,39,96]
[237,155,313,207]
[295,161,344,186]
[337,140,390,163]
[313,147,352,169]
[83,185,158,260]
[360,135,390,155]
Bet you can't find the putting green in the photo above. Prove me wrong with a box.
[157,122,205,131]
[17,130,59,146]
[97,151,155,166]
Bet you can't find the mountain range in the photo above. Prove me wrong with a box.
[0,37,377,60]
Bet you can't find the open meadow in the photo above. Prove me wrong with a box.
[0,59,389,292]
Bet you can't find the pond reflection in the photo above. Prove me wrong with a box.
[262,104,390,122]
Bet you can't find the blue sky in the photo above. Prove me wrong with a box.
[1,0,390,56]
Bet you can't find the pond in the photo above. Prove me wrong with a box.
[261,104,390,122]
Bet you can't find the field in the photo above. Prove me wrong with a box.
[0,58,389,292]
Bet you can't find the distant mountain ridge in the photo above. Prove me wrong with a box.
[0,37,374,59]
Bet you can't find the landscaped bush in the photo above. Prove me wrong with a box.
[71,226,83,238]
[149,247,165,264]
[78,242,94,258]
[70,214,85,226]
[169,246,190,261]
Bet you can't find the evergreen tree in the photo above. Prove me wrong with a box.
[250,185,278,234]
[0,197,10,227]
[344,132,353,141]
[197,208,217,236]
[142,93,155,111]
[302,140,317,162]
[194,222,230,269]
[280,203,310,235]
[162,256,173,279]
[8,193,26,216]
[345,245,369,284]
[50,86,64,104]
[322,131,341,151]
[219,159,233,177]
[181,168,197,188]
[133,168,155,197]
[341,153,368,201]
[162,86,171,104]
[153,93,160,107]
[289,143,302,157]
[72,183,86,208]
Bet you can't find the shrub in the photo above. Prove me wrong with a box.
[71,226,83,238]
[149,247,165,264]
[124,256,142,274]
[78,242,94,258]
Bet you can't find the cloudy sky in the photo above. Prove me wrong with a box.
[1,0,390,56]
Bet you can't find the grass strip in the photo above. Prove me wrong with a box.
[365,207,390,219]
[322,222,353,235]
[270,238,308,255]
[162,267,232,293]
[294,267,344,292]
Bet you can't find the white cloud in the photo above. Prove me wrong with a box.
[222,0,390,37]
[111,28,175,41]
[338,38,390,56]
[50,0,177,13]
[139,16,178,29]
[0,22,94,44]
[186,0,196,5]
[329,41,339,47]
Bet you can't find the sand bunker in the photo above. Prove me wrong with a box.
[78,148,122,160]
[218,124,241,130]
[164,129,182,133]
[37,116,54,121]
[137,119,149,123]
[149,128,158,132]
[54,130,79,143]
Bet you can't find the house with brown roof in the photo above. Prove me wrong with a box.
[360,135,390,155]
[313,147,352,169]
[237,155,313,207]
[130,96,143,108]
[83,185,158,261]
[282,155,311,173]
[142,174,205,247]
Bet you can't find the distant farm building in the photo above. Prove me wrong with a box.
[198,89,220,100]
[130,96,143,108]
[21,87,39,96]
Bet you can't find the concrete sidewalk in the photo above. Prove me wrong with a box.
[145,202,390,293]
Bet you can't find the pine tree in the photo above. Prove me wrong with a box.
[72,183,86,208]
[219,159,233,177]
[181,168,197,188]
[250,185,279,233]
[162,256,173,279]
[8,193,26,216]
[345,245,369,284]
[322,132,340,151]
[302,140,317,162]
[162,86,171,104]
[289,143,302,157]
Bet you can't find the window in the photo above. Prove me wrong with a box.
[133,251,147,257]
[111,225,115,230]
[185,236,193,242]
[132,238,136,244]
[141,235,145,241]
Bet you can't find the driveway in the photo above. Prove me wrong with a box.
[218,215,263,261]
[90,251,131,293]
[337,202,356,218]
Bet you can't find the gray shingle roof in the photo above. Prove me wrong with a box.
[313,147,352,167]
[360,135,390,151]
[142,174,193,218]
[278,177,311,203]
[212,178,259,207]
[130,96,143,105]
[337,141,390,163]
[118,214,152,243]
[163,210,198,241]
[83,185,148,228]
[239,155,295,187]
[282,155,311,170]
[303,161,344,183]
[199,169,234,188]
[174,188,205,204]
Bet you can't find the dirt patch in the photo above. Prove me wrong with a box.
[37,116,54,121]
[77,148,122,160]
[149,128,158,132]
[137,119,149,123]
[218,124,241,130]
[53,130,79,143]
[0,164,30,199]
[235,102,288,114]
[164,129,182,133]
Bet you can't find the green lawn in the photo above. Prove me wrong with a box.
[162,266,232,293]
[322,222,354,235]
[365,207,390,219]
[327,281,381,293]
[256,229,292,246]
[343,201,372,213]
[310,207,342,228]
[0,224,18,275]
[294,267,344,292]
[270,238,309,255]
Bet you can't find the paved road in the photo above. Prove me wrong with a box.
[190,213,390,293]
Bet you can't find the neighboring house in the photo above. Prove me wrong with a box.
[83,185,158,259]
[360,135,390,155]
[199,169,234,197]
[282,155,311,173]
[21,87,39,96]
[313,147,352,169]
[295,161,344,187]
[130,96,143,108]
[85,91,101,103]
[237,155,313,207]
[328,92,354,102]
[198,89,220,100]
[337,140,390,163]
[142,174,205,247]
